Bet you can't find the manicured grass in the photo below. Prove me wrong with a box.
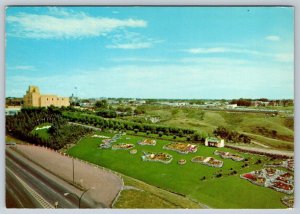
[31,123,52,140]
[67,132,289,208]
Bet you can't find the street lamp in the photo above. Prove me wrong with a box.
[64,187,95,208]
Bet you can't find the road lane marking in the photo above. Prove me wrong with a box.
[6,167,54,208]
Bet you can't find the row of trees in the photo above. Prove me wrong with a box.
[63,111,196,137]
[6,107,93,150]
[213,126,251,144]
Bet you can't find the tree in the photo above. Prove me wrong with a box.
[95,100,108,109]
[158,131,163,137]
[178,130,183,138]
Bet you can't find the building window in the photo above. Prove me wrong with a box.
[52,98,54,101]
[47,98,48,101]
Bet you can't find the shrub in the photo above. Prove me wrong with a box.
[158,131,163,137]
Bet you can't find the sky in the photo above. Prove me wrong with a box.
[5,6,294,99]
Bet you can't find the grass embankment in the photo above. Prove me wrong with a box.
[122,107,293,150]
[67,131,289,208]
[115,175,202,208]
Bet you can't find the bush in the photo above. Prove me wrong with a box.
[134,129,139,134]
[173,135,177,139]
[158,131,163,137]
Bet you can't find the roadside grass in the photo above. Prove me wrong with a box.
[30,123,52,140]
[67,131,289,208]
[114,175,202,208]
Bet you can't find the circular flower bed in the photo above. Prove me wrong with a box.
[178,159,186,165]
[130,149,137,154]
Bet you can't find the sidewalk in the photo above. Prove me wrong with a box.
[13,144,123,208]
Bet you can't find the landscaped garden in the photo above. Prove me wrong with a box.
[241,168,294,194]
[66,130,293,208]
[163,142,197,154]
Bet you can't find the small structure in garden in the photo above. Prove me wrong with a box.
[191,156,223,168]
[281,195,294,208]
[205,137,225,148]
[240,168,294,194]
[138,139,156,146]
[163,142,198,154]
[214,150,244,161]
[178,159,186,165]
[141,152,173,164]
[130,149,137,154]
[112,143,135,150]
[265,159,294,171]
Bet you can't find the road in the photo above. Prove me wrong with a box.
[6,147,102,208]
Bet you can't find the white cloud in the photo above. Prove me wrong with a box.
[265,35,280,41]
[185,47,227,54]
[7,61,293,99]
[8,65,36,71]
[184,47,261,55]
[110,57,166,62]
[6,9,147,39]
[274,53,293,62]
[106,42,152,49]
[106,30,161,50]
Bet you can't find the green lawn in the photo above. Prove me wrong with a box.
[31,123,52,140]
[67,131,289,208]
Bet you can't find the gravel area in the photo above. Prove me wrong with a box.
[14,144,123,208]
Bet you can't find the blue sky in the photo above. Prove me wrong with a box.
[5,6,294,99]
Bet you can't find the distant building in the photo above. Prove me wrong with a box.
[205,137,225,148]
[23,86,70,107]
[226,104,238,109]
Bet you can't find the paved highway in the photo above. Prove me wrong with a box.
[6,147,102,208]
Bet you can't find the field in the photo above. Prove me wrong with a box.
[121,106,294,151]
[66,131,290,208]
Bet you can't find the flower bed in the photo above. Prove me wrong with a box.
[98,133,122,149]
[112,143,135,150]
[92,134,110,139]
[130,149,137,154]
[265,158,294,171]
[191,156,223,168]
[240,168,294,194]
[163,142,198,154]
[281,195,294,208]
[141,152,173,164]
[214,150,244,161]
[178,159,186,165]
[138,139,156,146]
